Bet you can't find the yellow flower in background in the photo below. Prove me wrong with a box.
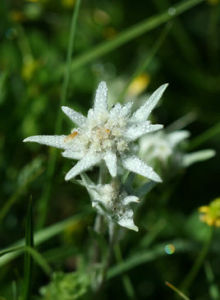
[199,197,220,227]
[63,220,87,243]
[10,11,25,22]
[93,9,111,25]
[26,0,46,2]
[22,58,39,81]
[103,27,117,40]
[207,0,219,5]
[62,0,76,8]
[127,73,150,97]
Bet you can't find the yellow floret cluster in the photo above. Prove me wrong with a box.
[199,197,220,227]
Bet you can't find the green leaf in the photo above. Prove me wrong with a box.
[188,122,220,150]
[204,262,220,300]
[36,0,82,229]
[107,239,194,279]
[0,157,43,223]
[24,246,52,276]
[22,198,34,300]
[118,23,172,101]
[0,210,91,267]
[66,0,205,72]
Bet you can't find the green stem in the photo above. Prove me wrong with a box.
[118,23,171,102]
[188,122,220,151]
[181,226,214,292]
[36,0,81,229]
[153,0,200,65]
[114,244,136,299]
[95,223,117,296]
[67,0,204,72]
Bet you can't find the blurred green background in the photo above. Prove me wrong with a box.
[0,0,220,299]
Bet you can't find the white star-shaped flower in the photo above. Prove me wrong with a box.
[23,81,168,181]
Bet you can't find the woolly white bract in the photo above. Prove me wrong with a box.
[24,81,168,181]
[81,175,139,231]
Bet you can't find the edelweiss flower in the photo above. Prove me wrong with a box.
[139,130,190,166]
[81,175,139,231]
[24,82,168,181]
[139,129,215,173]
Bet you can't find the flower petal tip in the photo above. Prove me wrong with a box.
[64,174,71,181]
[156,175,163,183]
[133,226,139,232]
[61,106,69,114]
[99,81,107,87]
[65,171,74,181]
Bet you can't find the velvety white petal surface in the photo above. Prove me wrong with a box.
[122,155,162,182]
[131,83,168,122]
[61,106,86,126]
[65,153,101,181]
[167,130,190,147]
[110,102,133,118]
[123,196,139,205]
[62,150,83,160]
[23,135,67,149]
[104,151,117,177]
[94,81,108,114]
[121,102,133,116]
[124,123,163,141]
[118,213,138,232]
[109,103,121,116]
[182,149,216,167]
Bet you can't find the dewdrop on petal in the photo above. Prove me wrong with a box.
[199,198,220,227]
[24,81,168,182]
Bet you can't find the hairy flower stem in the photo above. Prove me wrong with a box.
[94,223,118,296]
[92,214,104,266]
[181,226,214,292]
[92,169,119,295]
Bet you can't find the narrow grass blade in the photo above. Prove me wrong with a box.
[0,164,43,223]
[165,281,190,300]
[118,23,171,101]
[37,0,82,229]
[181,226,214,291]
[204,262,219,300]
[107,239,194,279]
[0,246,24,257]
[114,245,136,299]
[0,210,91,267]
[138,219,167,249]
[12,281,18,300]
[166,112,197,131]
[23,198,34,300]
[153,0,200,64]
[68,0,205,72]
[188,122,220,150]
[24,246,52,276]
